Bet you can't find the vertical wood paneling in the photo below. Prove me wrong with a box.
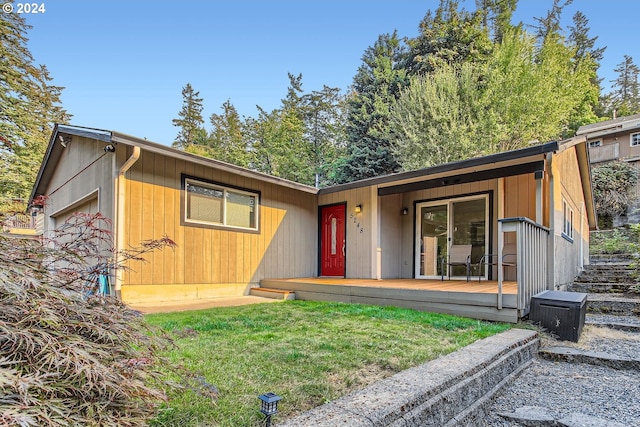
[152,154,165,285]
[127,156,143,285]
[140,155,155,286]
[163,157,177,285]
[219,230,229,283]
[121,149,318,295]
[277,186,285,277]
[173,160,185,284]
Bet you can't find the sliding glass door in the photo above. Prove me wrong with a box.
[415,195,488,279]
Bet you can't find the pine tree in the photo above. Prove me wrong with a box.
[0,11,70,209]
[172,83,206,149]
[609,55,640,116]
[475,0,518,43]
[334,32,407,183]
[567,10,604,127]
[248,75,313,185]
[406,0,493,75]
[207,99,249,167]
[568,11,605,67]
[301,85,345,187]
[532,0,572,43]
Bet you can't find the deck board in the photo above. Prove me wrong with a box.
[265,277,517,294]
[259,277,520,323]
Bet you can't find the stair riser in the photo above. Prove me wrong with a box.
[570,284,639,293]
[587,300,640,317]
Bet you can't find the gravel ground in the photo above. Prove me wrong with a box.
[483,320,640,426]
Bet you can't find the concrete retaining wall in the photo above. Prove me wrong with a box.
[278,329,539,427]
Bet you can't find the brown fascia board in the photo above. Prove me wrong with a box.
[318,141,559,195]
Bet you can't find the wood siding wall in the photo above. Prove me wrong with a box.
[553,146,590,287]
[322,175,543,281]
[380,194,403,279]
[400,180,500,279]
[43,136,114,231]
[122,149,317,302]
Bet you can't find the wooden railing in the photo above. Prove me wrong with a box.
[6,214,33,229]
[497,217,550,316]
[1,213,43,235]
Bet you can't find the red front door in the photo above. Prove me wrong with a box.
[320,204,346,276]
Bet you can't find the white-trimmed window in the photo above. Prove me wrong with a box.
[562,199,574,240]
[631,132,640,147]
[588,140,602,148]
[184,177,258,231]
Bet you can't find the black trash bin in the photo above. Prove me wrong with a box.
[530,290,587,342]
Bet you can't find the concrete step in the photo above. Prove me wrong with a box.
[569,282,639,293]
[573,274,636,283]
[587,293,640,317]
[539,346,640,371]
[278,329,539,427]
[586,313,640,332]
[590,254,636,264]
[249,287,295,300]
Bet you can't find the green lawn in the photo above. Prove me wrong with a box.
[146,300,510,427]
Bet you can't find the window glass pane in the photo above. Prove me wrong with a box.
[331,217,337,255]
[226,191,256,228]
[187,183,223,223]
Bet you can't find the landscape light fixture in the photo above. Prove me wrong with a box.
[355,204,362,214]
[258,392,282,427]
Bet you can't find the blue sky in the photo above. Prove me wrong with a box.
[21,0,639,146]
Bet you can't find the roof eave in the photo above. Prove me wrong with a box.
[319,141,559,195]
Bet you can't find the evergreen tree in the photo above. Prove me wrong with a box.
[568,11,605,67]
[609,55,640,116]
[334,32,407,183]
[406,0,493,75]
[567,10,604,126]
[301,85,346,187]
[475,0,518,43]
[207,99,249,167]
[172,83,206,149]
[0,10,70,209]
[248,74,313,185]
[532,0,572,43]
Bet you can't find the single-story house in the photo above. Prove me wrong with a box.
[30,125,596,322]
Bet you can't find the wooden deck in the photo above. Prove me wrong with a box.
[259,278,520,323]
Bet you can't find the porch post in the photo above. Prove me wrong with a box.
[371,185,381,279]
[535,170,543,224]
[497,220,504,310]
[546,153,556,290]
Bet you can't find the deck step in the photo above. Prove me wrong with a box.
[250,287,296,301]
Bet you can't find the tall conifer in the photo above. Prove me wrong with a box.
[0,11,70,209]
[172,83,206,149]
